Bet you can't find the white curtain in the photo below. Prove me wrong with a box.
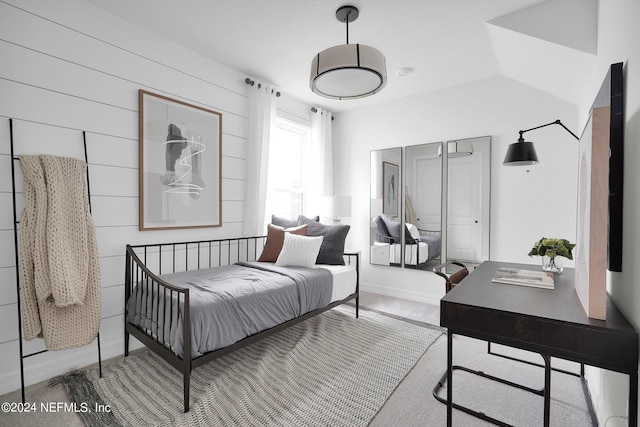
[307,108,333,216]
[243,81,278,236]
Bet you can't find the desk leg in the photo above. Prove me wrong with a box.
[542,355,551,427]
[447,332,453,427]
[630,371,638,427]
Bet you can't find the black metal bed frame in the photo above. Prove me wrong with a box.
[124,237,360,412]
[378,228,441,270]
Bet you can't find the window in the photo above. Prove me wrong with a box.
[268,118,310,220]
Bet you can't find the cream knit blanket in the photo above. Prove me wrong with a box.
[19,155,101,350]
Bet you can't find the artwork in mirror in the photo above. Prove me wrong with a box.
[446,136,491,265]
[404,142,443,269]
[382,161,400,216]
[370,148,402,267]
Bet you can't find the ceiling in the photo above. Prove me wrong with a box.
[81,0,596,112]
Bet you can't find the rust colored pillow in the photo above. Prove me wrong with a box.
[258,224,308,262]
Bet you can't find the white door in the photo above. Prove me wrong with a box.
[413,157,441,231]
[448,153,483,261]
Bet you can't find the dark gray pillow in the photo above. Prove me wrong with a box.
[272,214,319,228]
[380,214,401,239]
[381,214,413,243]
[297,215,350,265]
[375,216,393,243]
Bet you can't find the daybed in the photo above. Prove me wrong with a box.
[374,214,441,269]
[124,219,359,412]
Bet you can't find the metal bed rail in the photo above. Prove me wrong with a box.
[124,236,268,411]
[128,236,268,275]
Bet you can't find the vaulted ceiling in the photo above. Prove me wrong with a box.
[81,0,597,112]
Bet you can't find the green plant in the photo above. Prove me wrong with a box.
[528,238,576,260]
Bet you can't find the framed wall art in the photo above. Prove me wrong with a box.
[138,89,222,230]
[575,108,608,320]
[382,161,399,216]
[574,62,624,319]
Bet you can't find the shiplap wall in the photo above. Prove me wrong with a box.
[0,0,311,394]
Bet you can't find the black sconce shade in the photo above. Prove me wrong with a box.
[503,120,577,166]
[503,139,539,166]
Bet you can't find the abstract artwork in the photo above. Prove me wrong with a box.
[574,62,624,319]
[575,109,608,320]
[138,90,222,230]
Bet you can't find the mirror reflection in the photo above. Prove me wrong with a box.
[446,136,491,265]
[369,136,490,271]
[370,147,402,267]
[404,142,443,269]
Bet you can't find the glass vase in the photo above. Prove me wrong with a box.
[542,255,563,274]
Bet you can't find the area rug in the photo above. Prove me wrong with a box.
[64,305,443,427]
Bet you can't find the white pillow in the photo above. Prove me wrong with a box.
[405,223,421,240]
[276,233,324,268]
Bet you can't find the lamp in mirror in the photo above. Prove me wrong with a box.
[503,119,578,166]
[324,195,352,223]
[310,5,387,100]
[438,141,473,158]
[370,198,383,217]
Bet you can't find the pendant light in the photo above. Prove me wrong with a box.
[310,5,387,100]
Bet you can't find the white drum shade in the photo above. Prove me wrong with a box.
[310,44,387,100]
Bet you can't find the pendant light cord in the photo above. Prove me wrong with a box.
[345,11,350,44]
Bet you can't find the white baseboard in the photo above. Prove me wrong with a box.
[360,281,442,307]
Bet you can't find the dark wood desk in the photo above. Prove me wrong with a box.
[440,261,638,426]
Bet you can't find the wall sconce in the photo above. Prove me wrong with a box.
[503,119,579,166]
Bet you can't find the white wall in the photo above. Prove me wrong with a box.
[334,1,640,423]
[333,75,578,303]
[578,1,640,426]
[0,0,309,395]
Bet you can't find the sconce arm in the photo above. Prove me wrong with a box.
[518,119,579,141]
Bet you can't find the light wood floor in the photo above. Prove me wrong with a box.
[359,290,441,325]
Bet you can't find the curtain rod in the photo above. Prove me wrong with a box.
[311,107,334,120]
[244,78,280,97]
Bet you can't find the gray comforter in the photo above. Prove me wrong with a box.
[419,233,441,260]
[126,261,333,358]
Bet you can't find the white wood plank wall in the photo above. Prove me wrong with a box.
[0,0,311,394]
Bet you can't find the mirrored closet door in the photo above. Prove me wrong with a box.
[445,136,491,265]
[369,136,491,270]
[370,147,402,267]
[403,142,443,269]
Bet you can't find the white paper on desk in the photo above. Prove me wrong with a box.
[491,268,555,289]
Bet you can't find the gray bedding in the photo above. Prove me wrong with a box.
[126,261,333,358]
[419,233,442,259]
